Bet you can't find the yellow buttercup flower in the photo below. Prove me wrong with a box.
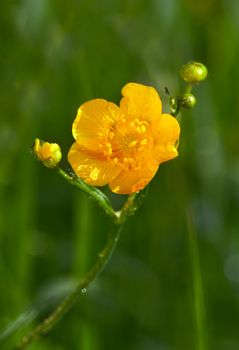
[34,138,62,168]
[68,83,180,194]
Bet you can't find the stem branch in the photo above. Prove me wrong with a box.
[56,167,117,221]
[16,181,146,349]
[16,223,123,349]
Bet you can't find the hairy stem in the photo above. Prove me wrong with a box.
[16,180,146,349]
[56,167,117,221]
[16,222,123,349]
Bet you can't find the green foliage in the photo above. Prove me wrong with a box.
[1,0,239,349]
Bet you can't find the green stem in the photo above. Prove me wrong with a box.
[56,167,117,221]
[184,84,193,94]
[117,187,148,224]
[16,222,123,350]
[170,83,193,117]
[15,179,147,349]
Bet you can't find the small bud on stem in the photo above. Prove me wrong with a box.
[169,61,208,116]
[180,61,208,84]
[180,93,197,109]
[33,138,62,168]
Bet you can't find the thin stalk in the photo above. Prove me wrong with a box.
[56,167,117,221]
[117,187,148,224]
[15,169,147,349]
[170,83,193,117]
[184,84,193,94]
[16,222,123,350]
[186,208,208,350]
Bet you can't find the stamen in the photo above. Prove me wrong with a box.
[109,131,115,140]
[131,118,148,133]
[136,125,146,133]
[140,139,148,145]
[128,140,137,148]
[104,142,113,156]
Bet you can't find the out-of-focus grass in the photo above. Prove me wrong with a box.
[187,208,208,350]
[1,0,239,349]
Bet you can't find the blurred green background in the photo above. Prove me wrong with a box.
[1,0,239,349]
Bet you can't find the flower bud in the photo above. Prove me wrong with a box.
[180,61,208,84]
[180,93,197,109]
[33,138,62,168]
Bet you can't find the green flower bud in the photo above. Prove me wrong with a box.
[180,93,197,109]
[180,61,208,84]
[33,138,62,168]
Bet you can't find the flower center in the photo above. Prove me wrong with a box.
[103,118,155,171]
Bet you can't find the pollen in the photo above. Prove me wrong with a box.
[131,118,148,134]
[128,140,137,148]
[140,139,148,145]
[104,142,113,156]
[136,125,146,133]
[109,131,115,140]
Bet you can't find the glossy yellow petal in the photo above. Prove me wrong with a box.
[120,82,162,123]
[68,142,121,186]
[68,83,180,193]
[72,99,122,152]
[154,113,180,163]
[109,158,159,194]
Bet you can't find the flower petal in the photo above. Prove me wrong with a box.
[68,142,121,186]
[154,113,180,163]
[109,158,159,194]
[72,99,122,152]
[120,82,162,123]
